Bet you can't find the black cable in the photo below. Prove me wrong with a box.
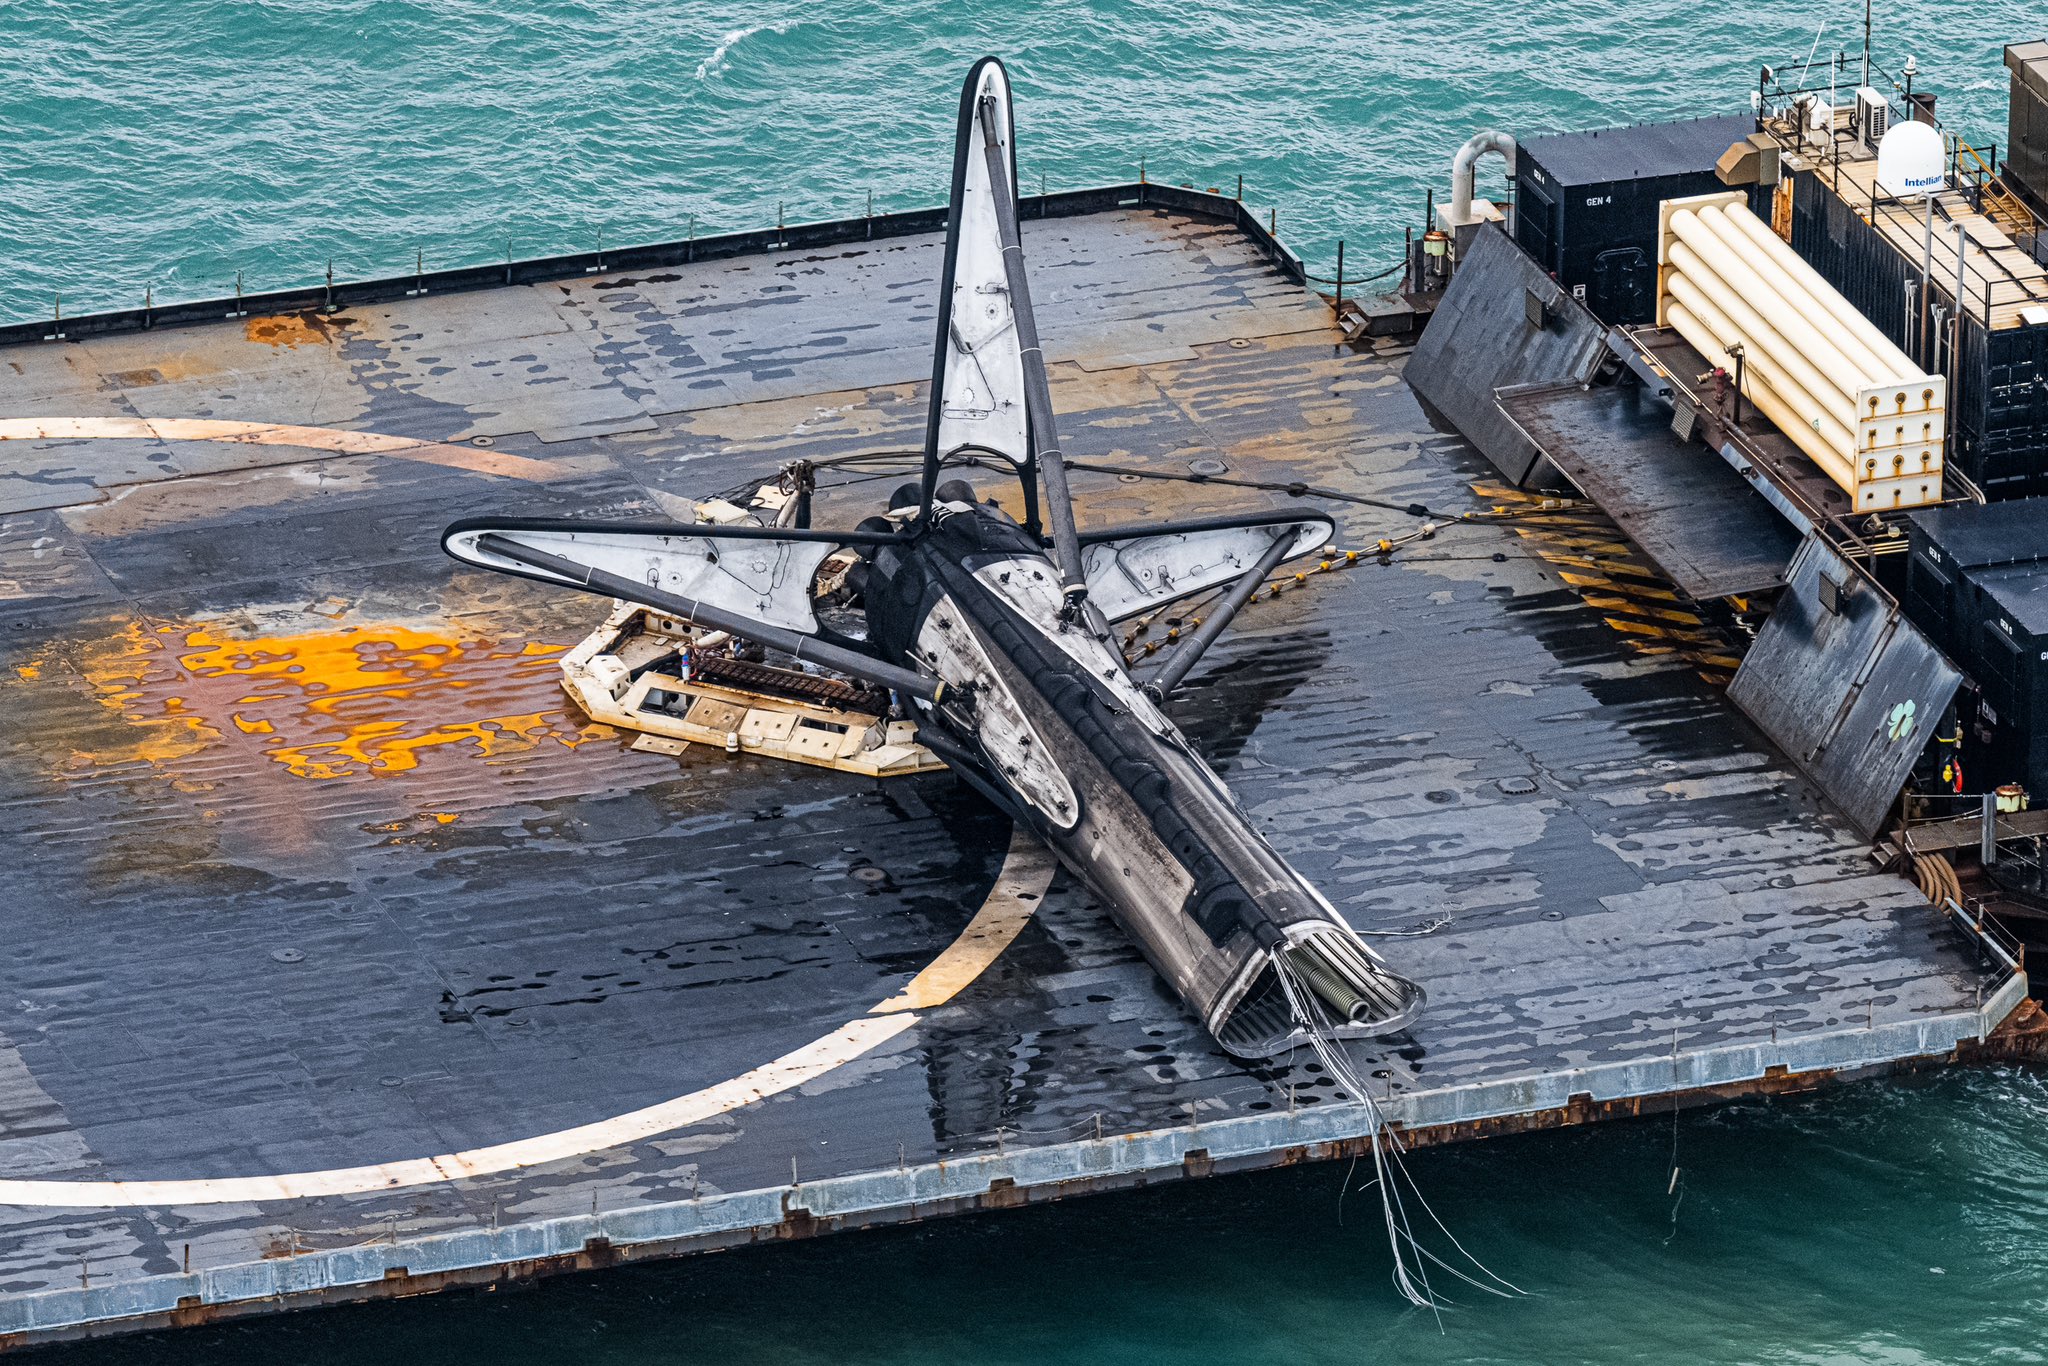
[714,446,1581,530]
[1051,456,1544,526]
[1300,260,1405,287]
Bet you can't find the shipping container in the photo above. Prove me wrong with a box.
[2006,40,2048,216]
[1514,114,1756,323]
[1907,497,2048,794]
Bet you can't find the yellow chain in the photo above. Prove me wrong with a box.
[1122,547,1382,660]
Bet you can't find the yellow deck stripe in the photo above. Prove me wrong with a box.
[0,417,562,483]
[1576,594,1705,626]
[0,827,1056,1207]
[871,830,1054,1012]
[1554,571,1684,601]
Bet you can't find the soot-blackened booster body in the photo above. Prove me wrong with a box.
[864,500,1424,1057]
[445,55,1427,1062]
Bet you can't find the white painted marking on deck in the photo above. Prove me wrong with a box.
[0,417,563,482]
[0,828,1056,1208]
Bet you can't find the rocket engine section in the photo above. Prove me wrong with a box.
[1656,191,1947,511]
[858,497,1424,1058]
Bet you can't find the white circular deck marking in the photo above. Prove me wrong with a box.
[0,495,1054,1205]
[0,412,1053,1207]
[0,416,563,482]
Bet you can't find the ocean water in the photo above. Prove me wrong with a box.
[0,1,2036,325]
[51,1068,2048,1364]
[9,2,2048,1360]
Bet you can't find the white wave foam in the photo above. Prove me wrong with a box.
[695,20,801,80]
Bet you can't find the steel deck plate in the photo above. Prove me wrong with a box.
[1404,225,1609,486]
[1501,381,1800,598]
[0,206,2015,1347]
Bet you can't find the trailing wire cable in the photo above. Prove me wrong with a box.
[1119,550,1358,661]
[1663,1099,1685,1246]
[707,449,928,506]
[1054,456,1575,527]
[1988,839,2047,873]
[747,445,1578,526]
[1267,954,1520,1314]
[808,467,920,493]
[1269,960,1433,1312]
[1122,530,1459,667]
[1355,916,1453,938]
[1336,1149,1363,1229]
[1908,790,2032,812]
[1062,458,1593,529]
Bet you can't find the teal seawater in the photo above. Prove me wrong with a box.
[0,1,2035,324]
[52,1069,2048,1364]
[9,3,2048,1361]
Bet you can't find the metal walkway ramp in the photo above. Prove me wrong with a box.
[1500,380,1799,599]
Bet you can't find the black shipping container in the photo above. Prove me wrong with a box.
[2007,41,2048,215]
[1514,114,1755,324]
[1974,561,2048,753]
[1906,497,2048,794]
[1789,166,2048,498]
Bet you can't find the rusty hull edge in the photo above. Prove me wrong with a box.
[0,976,2030,1352]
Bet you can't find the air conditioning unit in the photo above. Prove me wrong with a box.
[1855,87,1890,150]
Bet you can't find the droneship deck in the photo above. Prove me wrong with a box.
[0,188,2024,1347]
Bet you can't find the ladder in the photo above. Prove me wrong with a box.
[1955,140,2040,241]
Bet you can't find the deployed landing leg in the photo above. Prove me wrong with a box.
[1140,528,1298,702]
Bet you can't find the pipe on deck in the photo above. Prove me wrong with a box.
[1450,130,1517,225]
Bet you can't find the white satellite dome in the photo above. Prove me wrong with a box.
[1877,120,1946,198]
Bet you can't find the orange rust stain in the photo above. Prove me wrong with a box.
[106,355,220,386]
[243,313,330,348]
[19,618,605,784]
[171,624,590,779]
[154,355,220,381]
[370,811,465,834]
[36,620,223,769]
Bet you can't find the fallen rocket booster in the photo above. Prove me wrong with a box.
[443,57,1424,1058]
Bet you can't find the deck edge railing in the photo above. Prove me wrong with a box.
[0,182,1306,349]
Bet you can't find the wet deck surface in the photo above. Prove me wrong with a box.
[0,208,2010,1338]
[1500,382,1799,599]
